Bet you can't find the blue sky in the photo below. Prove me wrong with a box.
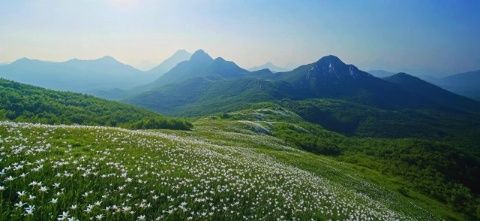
[1,0,479,75]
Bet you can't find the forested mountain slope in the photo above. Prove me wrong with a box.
[0,79,191,130]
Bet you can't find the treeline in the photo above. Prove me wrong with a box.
[128,118,192,130]
[280,99,480,139]
[0,79,192,130]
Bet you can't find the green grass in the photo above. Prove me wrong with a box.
[0,120,446,221]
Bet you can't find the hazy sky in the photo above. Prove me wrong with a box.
[1,0,479,75]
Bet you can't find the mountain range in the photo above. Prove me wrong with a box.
[370,69,480,101]
[4,48,477,103]
[0,50,191,98]
[125,50,480,116]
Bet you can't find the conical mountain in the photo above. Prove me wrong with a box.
[276,55,428,109]
[150,49,248,87]
[147,50,191,75]
[189,49,213,63]
[280,55,372,82]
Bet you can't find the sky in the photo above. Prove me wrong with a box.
[1,0,479,75]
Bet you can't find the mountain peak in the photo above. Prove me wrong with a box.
[214,57,226,62]
[387,72,421,81]
[173,49,190,56]
[12,57,33,64]
[97,56,118,62]
[309,55,348,74]
[395,72,411,77]
[315,55,345,66]
[190,49,213,62]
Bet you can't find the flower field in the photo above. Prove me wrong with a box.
[0,121,441,220]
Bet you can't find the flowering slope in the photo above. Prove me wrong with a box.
[0,121,439,220]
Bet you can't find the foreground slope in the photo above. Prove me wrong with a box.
[208,104,480,219]
[0,121,442,220]
[0,79,191,130]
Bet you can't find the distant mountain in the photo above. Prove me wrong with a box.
[148,49,249,88]
[0,50,193,99]
[126,54,480,115]
[249,62,289,72]
[370,70,441,83]
[0,56,151,97]
[276,55,432,109]
[146,49,191,77]
[369,70,396,78]
[435,70,480,100]
[384,73,480,111]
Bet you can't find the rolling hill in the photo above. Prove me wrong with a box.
[0,78,191,130]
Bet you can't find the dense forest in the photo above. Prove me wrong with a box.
[279,99,480,154]
[0,79,192,130]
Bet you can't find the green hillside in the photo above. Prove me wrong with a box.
[0,79,192,130]
[279,99,480,150]
[211,104,480,219]
[1,94,479,219]
[0,119,453,220]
